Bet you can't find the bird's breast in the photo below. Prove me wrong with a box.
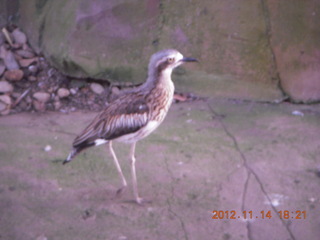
[148,80,174,123]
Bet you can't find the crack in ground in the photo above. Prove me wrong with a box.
[207,102,296,240]
[259,0,287,98]
[164,157,189,240]
[241,170,254,240]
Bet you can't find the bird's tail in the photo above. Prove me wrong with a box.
[62,141,96,165]
[62,148,79,165]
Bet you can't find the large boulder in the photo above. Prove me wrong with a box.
[1,0,319,102]
[268,0,320,103]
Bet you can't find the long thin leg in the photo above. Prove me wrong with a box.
[108,141,127,190]
[130,142,143,204]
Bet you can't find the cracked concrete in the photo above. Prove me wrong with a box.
[208,102,296,239]
[259,0,283,91]
[164,156,190,240]
[0,98,319,240]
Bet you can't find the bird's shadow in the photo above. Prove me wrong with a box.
[51,159,65,164]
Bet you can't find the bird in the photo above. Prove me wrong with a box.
[63,49,197,204]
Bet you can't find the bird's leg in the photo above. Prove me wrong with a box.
[108,141,127,194]
[130,142,144,204]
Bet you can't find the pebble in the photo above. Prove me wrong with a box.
[32,99,46,111]
[33,92,51,103]
[70,88,77,95]
[28,65,38,73]
[44,145,52,152]
[111,86,120,95]
[12,28,27,45]
[57,88,70,98]
[0,95,11,115]
[4,69,24,81]
[292,110,304,117]
[15,49,35,59]
[90,83,104,95]
[0,95,12,105]
[19,58,37,67]
[0,46,19,70]
[0,81,13,93]
[0,102,6,111]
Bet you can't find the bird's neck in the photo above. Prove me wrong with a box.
[145,68,174,91]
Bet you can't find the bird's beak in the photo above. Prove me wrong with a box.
[181,57,198,63]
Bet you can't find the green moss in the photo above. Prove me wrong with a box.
[35,0,49,14]
[174,71,283,101]
[95,66,133,82]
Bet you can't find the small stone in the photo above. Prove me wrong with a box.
[111,86,120,95]
[90,83,104,95]
[0,104,10,115]
[70,88,77,95]
[18,58,37,67]
[0,81,14,93]
[15,49,35,59]
[12,28,27,45]
[32,99,46,111]
[28,65,38,73]
[0,95,11,115]
[33,92,51,103]
[292,110,304,117]
[4,69,24,81]
[0,95,12,105]
[57,88,70,98]
[44,145,52,152]
[0,46,19,70]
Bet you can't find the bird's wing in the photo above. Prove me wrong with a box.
[73,93,149,148]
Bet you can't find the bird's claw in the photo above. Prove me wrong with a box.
[136,197,152,205]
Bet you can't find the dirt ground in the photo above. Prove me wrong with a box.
[0,98,319,240]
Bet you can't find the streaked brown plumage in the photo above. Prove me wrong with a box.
[63,49,197,204]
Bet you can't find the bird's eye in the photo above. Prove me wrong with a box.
[167,57,174,63]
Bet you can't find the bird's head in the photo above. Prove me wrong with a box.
[148,49,197,77]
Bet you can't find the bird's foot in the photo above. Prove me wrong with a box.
[135,197,152,205]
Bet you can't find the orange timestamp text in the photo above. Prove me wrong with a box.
[212,210,306,220]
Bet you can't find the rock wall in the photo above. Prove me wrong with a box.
[1,0,320,102]
[268,0,320,103]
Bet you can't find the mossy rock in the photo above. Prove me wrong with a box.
[2,0,319,101]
